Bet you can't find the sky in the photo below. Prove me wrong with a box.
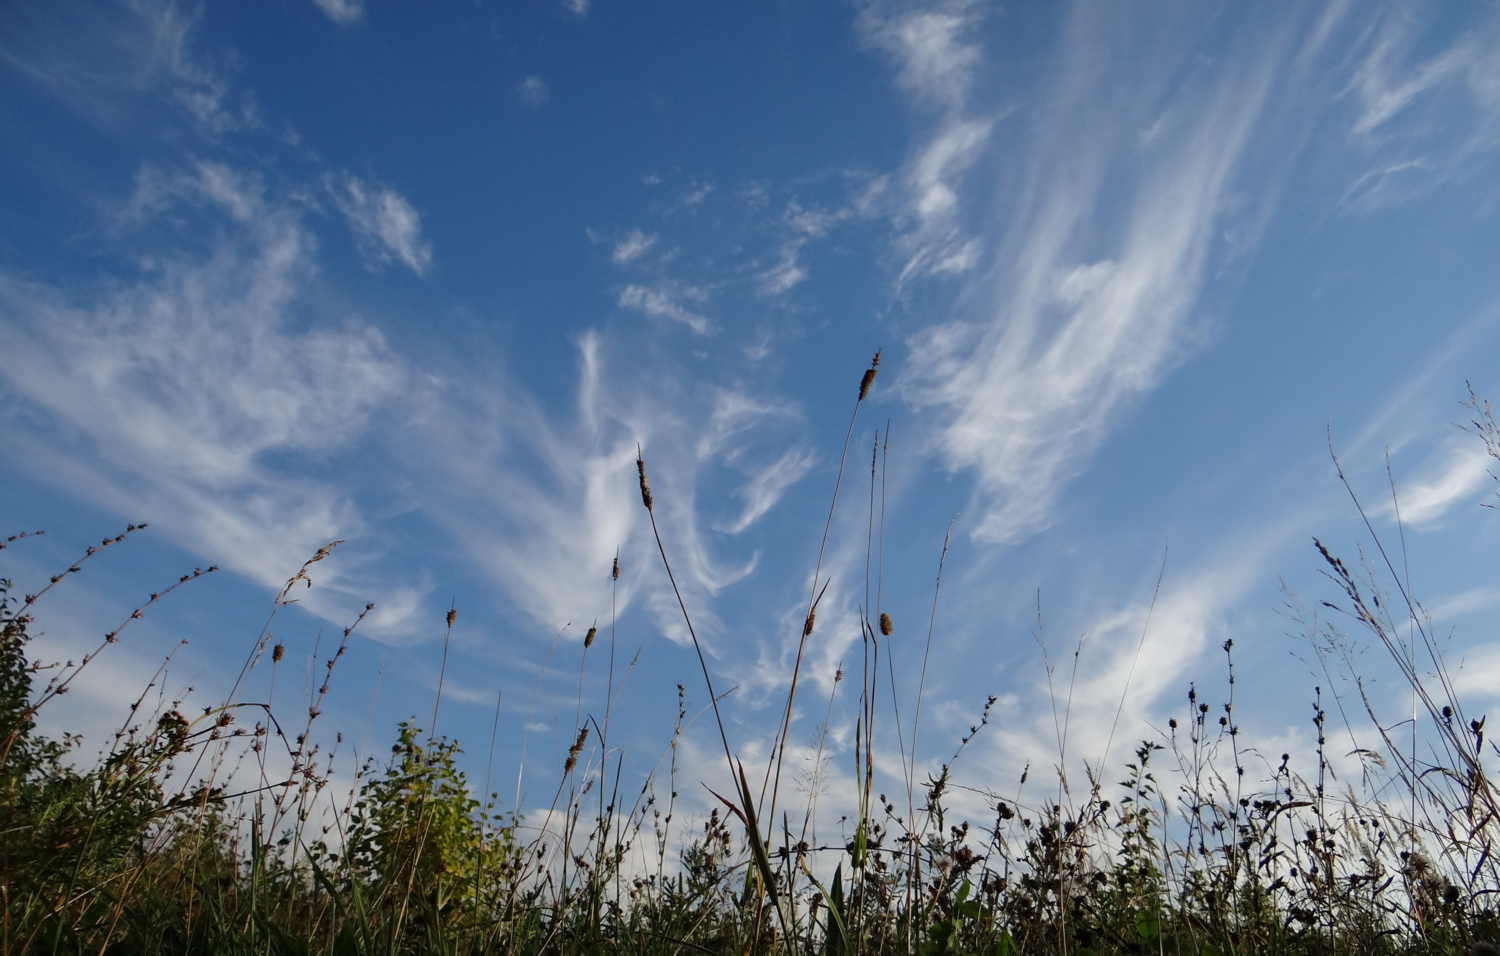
[4,0,1500,841]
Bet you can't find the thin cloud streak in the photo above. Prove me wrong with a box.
[0,0,258,135]
[611,229,656,264]
[720,447,816,535]
[1385,443,1492,526]
[1340,6,1500,209]
[617,284,712,334]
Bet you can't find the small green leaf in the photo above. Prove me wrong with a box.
[1136,909,1160,941]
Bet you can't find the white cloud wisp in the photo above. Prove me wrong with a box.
[329,173,434,276]
[0,166,404,608]
[312,0,365,27]
[905,5,1309,544]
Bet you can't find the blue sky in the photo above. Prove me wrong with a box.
[4,0,1500,833]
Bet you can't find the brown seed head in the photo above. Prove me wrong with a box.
[803,607,816,637]
[879,612,892,636]
[272,644,285,664]
[446,608,457,628]
[636,456,653,511]
[585,626,597,648]
[564,726,590,774]
[612,556,619,580]
[858,349,882,401]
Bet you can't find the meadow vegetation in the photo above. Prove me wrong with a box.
[3,364,1500,955]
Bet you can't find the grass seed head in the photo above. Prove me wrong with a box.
[636,456,653,511]
[803,607,816,636]
[446,608,456,627]
[879,612,892,636]
[565,726,590,774]
[585,626,597,648]
[859,351,882,401]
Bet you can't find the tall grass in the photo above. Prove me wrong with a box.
[2,373,1500,955]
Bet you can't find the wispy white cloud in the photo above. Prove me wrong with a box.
[401,334,773,652]
[0,0,257,135]
[1349,27,1492,138]
[904,4,1304,544]
[1426,586,1500,623]
[1385,443,1492,526]
[1341,9,1500,207]
[720,447,816,534]
[562,0,589,15]
[860,0,982,111]
[519,75,551,107]
[1338,158,1430,213]
[328,173,434,276]
[757,200,854,296]
[407,386,644,637]
[860,0,993,288]
[612,229,656,264]
[618,284,712,334]
[0,5,441,637]
[944,528,1289,807]
[695,389,799,462]
[759,242,809,296]
[892,118,992,286]
[690,388,815,533]
[142,3,252,134]
[680,182,714,206]
[311,0,364,27]
[0,165,406,619]
[1452,643,1500,699]
[122,159,266,225]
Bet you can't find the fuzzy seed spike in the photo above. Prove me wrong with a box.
[857,349,882,401]
[636,453,653,511]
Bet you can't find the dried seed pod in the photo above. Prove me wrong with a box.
[272,643,285,664]
[446,608,457,627]
[585,626,597,648]
[803,607,816,636]
[879,612,892,636]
